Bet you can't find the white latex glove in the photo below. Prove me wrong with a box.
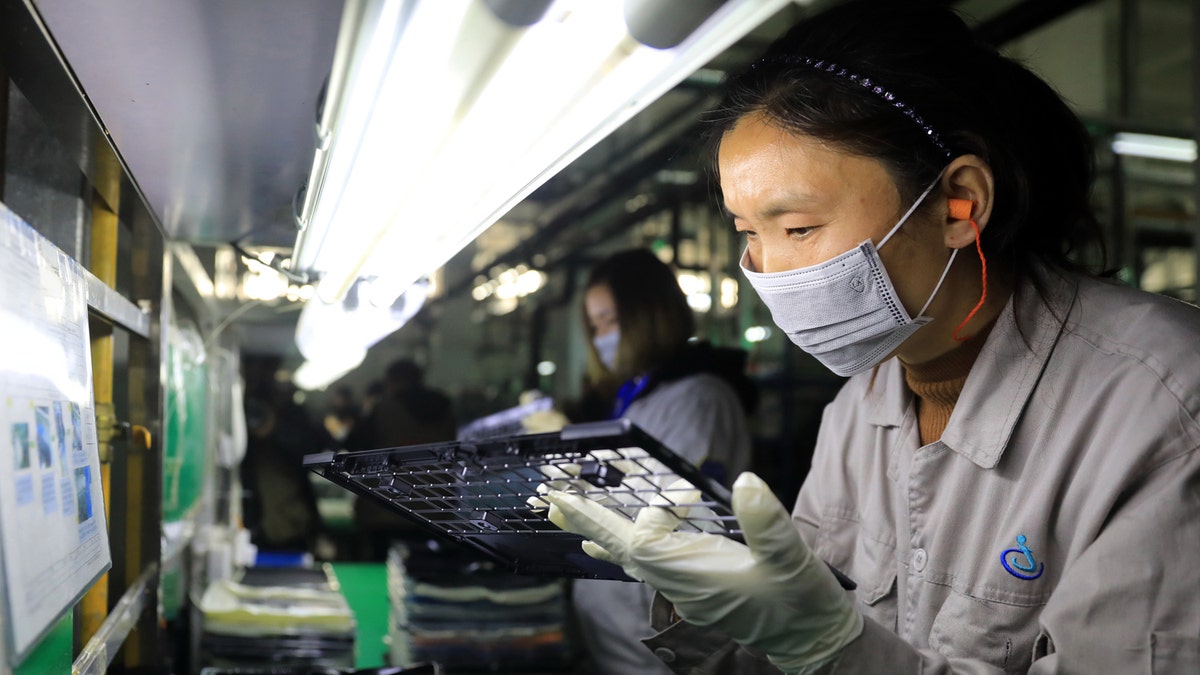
[544,472,863,673]
[526,449,690,522]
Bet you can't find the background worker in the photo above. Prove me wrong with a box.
[535,247,758,675]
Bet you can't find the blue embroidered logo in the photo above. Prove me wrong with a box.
[1000,534,1044,580]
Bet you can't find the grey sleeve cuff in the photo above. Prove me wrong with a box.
[641,592,783,674]
[645,594,927,675]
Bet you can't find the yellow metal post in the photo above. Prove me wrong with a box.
[79,186,118,646]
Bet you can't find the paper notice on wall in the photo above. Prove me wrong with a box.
[0,202,111,664]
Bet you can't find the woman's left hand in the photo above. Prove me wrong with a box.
[544,472,863,673]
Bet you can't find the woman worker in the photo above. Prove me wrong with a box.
[580,248,757,485]
[543,247,758,674]
[545,1,1200,673]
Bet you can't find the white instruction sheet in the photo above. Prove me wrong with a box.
[0,202,111,664]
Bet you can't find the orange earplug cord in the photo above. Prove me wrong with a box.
[949,199,987,342]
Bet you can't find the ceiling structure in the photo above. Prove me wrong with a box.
[34,0,343,249]
[27,0,1197,359]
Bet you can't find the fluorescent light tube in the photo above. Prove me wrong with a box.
[293,0,791,359]
[293,354,365,391]
[293,278,429,390]
[1111,132,1197,162]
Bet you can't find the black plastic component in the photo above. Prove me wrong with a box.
[578,461,624,488]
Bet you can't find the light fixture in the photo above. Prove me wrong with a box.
[744,325,771,343]
[293,351,366,392]
[285,284,316,303]
[170,243,215,299]
[1111,132,1198,163]
[213,247,239,300]
[719,276,739,309]
[290,0,792,357]
[472,265,547,304]
[239,253,290,302]
[687,293,713,313]
[293,278,430,390]
[677,271,712,313]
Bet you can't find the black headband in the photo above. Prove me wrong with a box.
[752,55,953,160]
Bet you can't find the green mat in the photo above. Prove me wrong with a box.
[330,563,390,668]
[14,611,72,674]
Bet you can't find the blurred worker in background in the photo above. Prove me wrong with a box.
[534,247,758,675]
[240,356,326,553]
[348,358,457,559]
[322,386,359,445]
[361,379,386,420]
[582,248,757,485]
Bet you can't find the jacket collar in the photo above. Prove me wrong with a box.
[865,268,1077,469]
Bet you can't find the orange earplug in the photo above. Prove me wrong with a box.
[949,196,986,342]
[948,198,973,220]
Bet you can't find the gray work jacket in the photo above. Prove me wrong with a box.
[642,269,1200,673]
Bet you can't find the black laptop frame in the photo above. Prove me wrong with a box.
[303,419,738,581]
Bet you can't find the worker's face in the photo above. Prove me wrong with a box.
[584,284,619,337]
[718,113,947,321]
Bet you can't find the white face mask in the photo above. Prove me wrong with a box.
[592,330,620,371]
[740,175,956,377]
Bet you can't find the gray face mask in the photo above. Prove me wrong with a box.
[592,330,620,371]
[740,175,956,377]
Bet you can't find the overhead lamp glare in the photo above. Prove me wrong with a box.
[291,0,790,356]
[1111,132,1197,163]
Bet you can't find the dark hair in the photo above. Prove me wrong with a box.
[385,358,424,390]
[365,380,386,397]
[583,248,695,382]
[707,0,1104,281]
